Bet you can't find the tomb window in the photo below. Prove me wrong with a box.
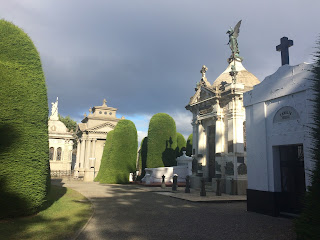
[109,112,112,115]
[99,111,102,114]
[57,147,62,161]
[49,147,54,160]
[104,112,107,115]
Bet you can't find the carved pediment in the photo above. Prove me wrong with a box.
[87,122,116,133]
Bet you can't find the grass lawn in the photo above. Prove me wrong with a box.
[0,184,92,240]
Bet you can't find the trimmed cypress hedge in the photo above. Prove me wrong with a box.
[147,113,177,167]
[97,120,138,184]
[94,130,114,182]
[294,40,320,239]
[0,20,50,218]
[186,133,193,156]
[176,132,186,157]
[139,137,148,178]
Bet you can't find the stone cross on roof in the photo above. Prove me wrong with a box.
[276,37,293,66]
[200,65,208,79]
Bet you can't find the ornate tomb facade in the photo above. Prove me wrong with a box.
[48,97,74,174]
[186,21,260,194]
[74,99,121,181]
[244,37,314,216]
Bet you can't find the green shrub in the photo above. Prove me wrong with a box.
[295,39,320,239]
[176,132,186,157]
[0,20,50,218]
[97,120,138,184]
[94,130,114,182]
[147,113,177,167]
[186,133,193,156]
[139,137,148,178]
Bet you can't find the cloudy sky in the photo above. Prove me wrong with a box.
[1,0,319,144]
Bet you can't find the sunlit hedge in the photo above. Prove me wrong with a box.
[0,20,50,218]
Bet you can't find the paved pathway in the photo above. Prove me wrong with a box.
[56,179,296,240]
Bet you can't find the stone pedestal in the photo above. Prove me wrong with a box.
[212,178,226,193]
[84,169,95,182]
[236,179,247,195]
[190,175,201,188]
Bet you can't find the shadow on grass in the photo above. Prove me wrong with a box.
[0,184,92,240]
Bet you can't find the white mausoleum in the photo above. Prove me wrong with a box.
[48,97,74,173]
[186,60,260,195]
[74,99,121,181]
[244,62,314,216]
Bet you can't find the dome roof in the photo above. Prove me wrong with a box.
[212,60,260,88]
[48,120,68,133]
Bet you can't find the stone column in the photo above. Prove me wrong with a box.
[92,139,96,159]
[79,139,86,174]
[75,140,81,170]
[85,139,92,169]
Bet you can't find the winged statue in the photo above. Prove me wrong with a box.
[227,20,242,62]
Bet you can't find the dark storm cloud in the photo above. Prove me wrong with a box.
[1,0,319,125]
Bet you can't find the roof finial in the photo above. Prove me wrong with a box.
[276,36,293,66]
[200,65,208,79]
[103,99,107,106]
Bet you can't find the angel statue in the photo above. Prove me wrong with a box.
[227,20,243,62]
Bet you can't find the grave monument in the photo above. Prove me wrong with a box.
[244,37,314,216]
[186,20,260,194]
[48,97,74,174]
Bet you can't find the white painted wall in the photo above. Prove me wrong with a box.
[244,63,315,192]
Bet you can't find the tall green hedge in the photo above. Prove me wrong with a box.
[97,120,138,184]
[147,113,177,167]
[176,132,186,157]
[94,130,114,182]
[0,20,50,218]
[295,40,320,239]
[186,133,193,156]
[139,137,148,178]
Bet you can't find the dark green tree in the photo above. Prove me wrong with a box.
[138,137,148,178]
[59,114,77,133]
[147,113,177,168]
[295,40,320,239]
[97,120,138,184]
[176,132,186,157]
[186,133,193,156]
[0,20,50,218]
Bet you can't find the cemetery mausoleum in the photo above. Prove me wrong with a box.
[244,38,314,216]
[186,21,260,195]
[74,99,121,181]
[48,98,74,173]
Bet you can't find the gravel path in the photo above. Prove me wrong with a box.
[56,180,296,240]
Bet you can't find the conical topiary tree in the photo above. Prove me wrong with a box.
[176,132,186,157]
[294,39,320,239]
[186,133,193,156]
[138,137,148,178]
[94,130,114,182]
[0,20,50,218]
[147,113,177,167]
[97,120,138,184]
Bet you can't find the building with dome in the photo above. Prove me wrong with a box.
[186,54,260,194]
[48,97,74,174]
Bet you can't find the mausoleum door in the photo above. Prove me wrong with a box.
[279,145,306,214]
[207,125,216,179]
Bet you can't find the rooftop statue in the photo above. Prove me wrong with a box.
[227,20,243,63]
[50,97,59,120]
